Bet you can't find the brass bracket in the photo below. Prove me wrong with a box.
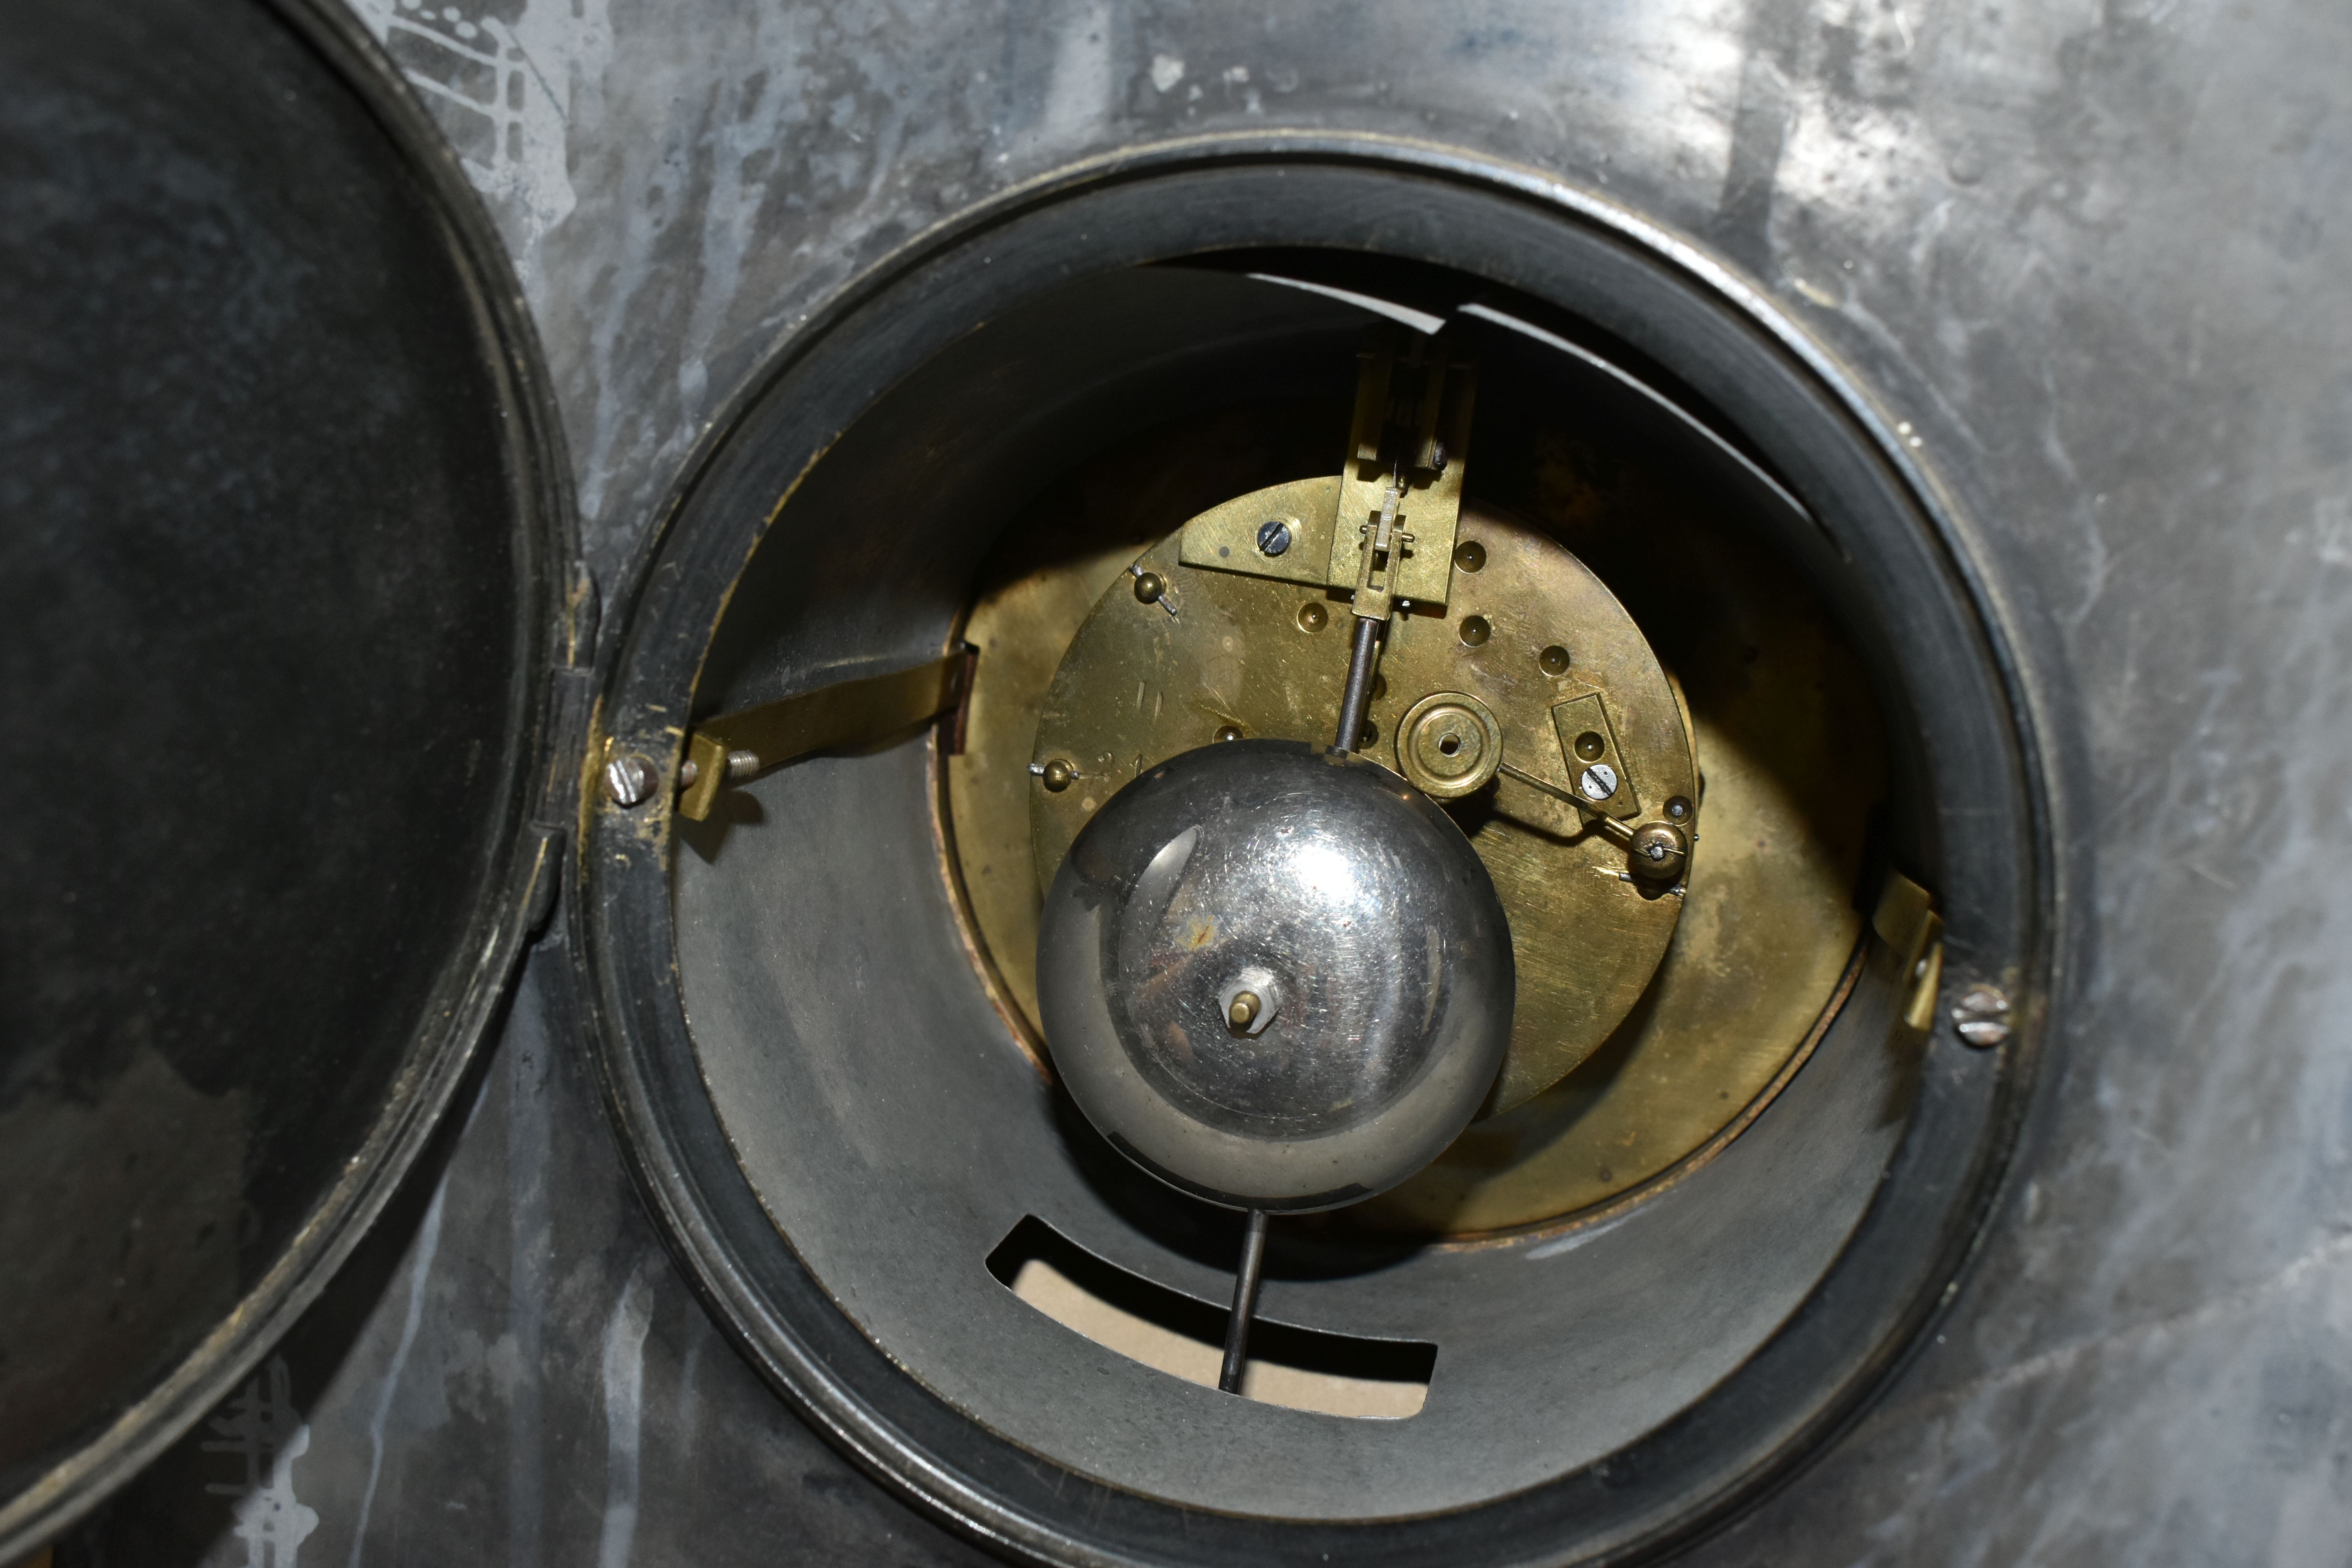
[675,648,973,821]
[1176,328,1474,613]
[1872,867,1945,1032]
[1325,328,1476,613]
[1548,691,1642,820]
[1177,476,1339,587]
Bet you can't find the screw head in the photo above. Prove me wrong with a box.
[1577,762,1620,802]
[1539,644,1572,676]
[603,753,657,808]
[1627,822,1689,882]
[1132,571,1166,605]
[1040,758,1076,792]
[1454,540,1486,572]
[1214,724,1244,743]
[1951,985,2013,1048]
[1296,601,1328,633]
[1256,518,1294,557]
[1458,615,1491,648]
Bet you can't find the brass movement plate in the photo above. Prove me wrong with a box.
[943,405,1888,1235]
[1028,504,1697,1114]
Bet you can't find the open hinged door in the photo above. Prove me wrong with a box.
[0,0,581,1552]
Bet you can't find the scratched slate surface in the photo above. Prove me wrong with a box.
[64,939,995,1568]
[67,0,2352,1562]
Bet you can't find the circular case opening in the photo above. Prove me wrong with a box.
[581,143,2047,1564]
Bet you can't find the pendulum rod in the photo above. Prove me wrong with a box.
[1332,615,1385,754]
[1218,1208,1271,1394]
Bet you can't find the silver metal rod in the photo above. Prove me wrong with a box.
[1497,761,1636,847]
[1332,616,1384,753]
[1219,1208,1271,1394]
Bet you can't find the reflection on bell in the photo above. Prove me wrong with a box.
[1035,738,1515,1214]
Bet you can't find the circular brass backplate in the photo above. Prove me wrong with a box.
[945,414,1885,1235]
[1028,505,1695,1114]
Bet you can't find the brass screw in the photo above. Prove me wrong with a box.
[1454,540,1486,572]
[1458,615,1491,648]
[1132,571,1167,604]
[1214,724,1244,742]
[1040,758,1076,792]
[1227,991,1262,1031]
[1539,644,1571,676]
[1297,601,1328,633]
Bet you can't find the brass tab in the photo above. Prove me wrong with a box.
[1177,476,1340,588]
[1872,867,1945,1033]
[1323,330,1476,610]
[1548,691,1641,820]
[1903,933,1946,1033]
[1870,868,1936,966]
[676,650,969,821]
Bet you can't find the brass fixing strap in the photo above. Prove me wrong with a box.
[675,648,972,821]
[1871,867,1946,1032]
